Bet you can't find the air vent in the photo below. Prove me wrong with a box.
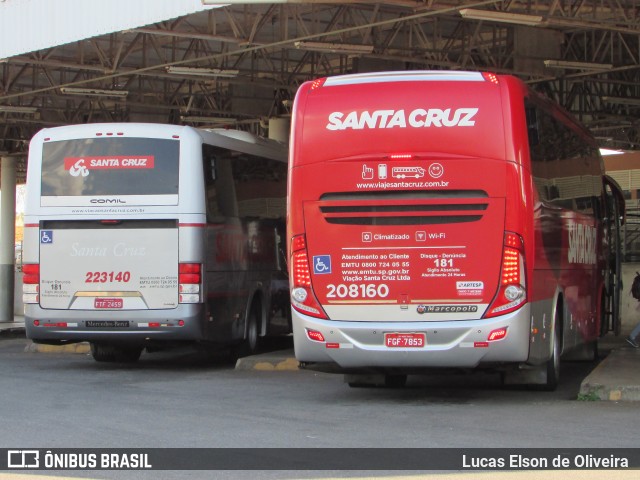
[318,190,489,226]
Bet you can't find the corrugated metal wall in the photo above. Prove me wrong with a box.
[608,170,640,193]
[0,0,216,59]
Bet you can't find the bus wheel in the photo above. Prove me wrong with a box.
[543,318,561,391]
[238,310,260,357]
[90,343,142,363]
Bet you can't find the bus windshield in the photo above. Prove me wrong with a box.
[40,137,179,205]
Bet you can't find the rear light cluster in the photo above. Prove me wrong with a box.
[179,263,202,304]
[22,264,40,304]
[482,72,499,85]
[289,235,327,319]
[138,320,185,328]
[309,78,326,90]
[485,232,526,318]
[33,321,76,328]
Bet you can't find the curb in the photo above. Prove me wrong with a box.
[22,339,298,367]
[579,348,640,401]
[25,341,91,355]
[235,350,299,371]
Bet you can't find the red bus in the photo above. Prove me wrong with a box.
[287,71,625,389]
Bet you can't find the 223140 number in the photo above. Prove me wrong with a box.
[327,283,389,299]
[85,271,131,283]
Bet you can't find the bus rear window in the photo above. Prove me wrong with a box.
[40,137,179,199]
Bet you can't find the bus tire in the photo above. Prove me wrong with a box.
[90,343,142,363]
[238,309,260,357]
[543,315,561,391]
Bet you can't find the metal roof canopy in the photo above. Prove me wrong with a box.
[2,0,640,184]
[0,0,219,60]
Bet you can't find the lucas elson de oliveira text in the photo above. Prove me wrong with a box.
[462,454,629,469]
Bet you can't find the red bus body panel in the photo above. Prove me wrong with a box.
[287,71,612,373]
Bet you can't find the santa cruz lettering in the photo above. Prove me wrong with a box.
[326,108,479,130]
[567,222,597,265]
[64,156,155,175]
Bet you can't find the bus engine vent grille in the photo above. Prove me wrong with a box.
[318,190,488,226]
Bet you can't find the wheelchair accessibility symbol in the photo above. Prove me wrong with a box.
[40,230,53,244]
[313,255,331,275]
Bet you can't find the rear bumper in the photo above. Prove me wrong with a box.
[291,305,531,369]
[24,304,206,344]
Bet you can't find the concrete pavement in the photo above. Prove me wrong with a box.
[578,340,640,401]
[3,315,640,400]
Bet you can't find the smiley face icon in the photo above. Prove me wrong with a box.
[428,163,444,179]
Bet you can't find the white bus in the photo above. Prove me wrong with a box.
[23,123,290,362]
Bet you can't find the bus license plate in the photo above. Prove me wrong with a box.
[86,321,130,328]
[94,298,124,309]
[385,333,425,348]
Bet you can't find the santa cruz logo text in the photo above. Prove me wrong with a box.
[326,108,479,130]
[64,156,155,177]
[567,222,597,265]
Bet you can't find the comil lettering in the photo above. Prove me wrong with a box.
[567,222,597,265]
[326,108,479,130]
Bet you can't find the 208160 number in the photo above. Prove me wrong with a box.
[85,271,131,283]
[326,283,389,299]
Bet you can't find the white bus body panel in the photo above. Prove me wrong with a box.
[39,228,178,310]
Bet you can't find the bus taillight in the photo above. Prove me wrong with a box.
[290,234,328,319]
[485,232,526,318]
[23,263,39,284]
[309,78,326,90]
[179,263,201,304]
[482,72,499,84]
[22,264,40,304]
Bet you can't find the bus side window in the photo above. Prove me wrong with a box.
[525,105,540,150]
[202,145,220,221]
[203,145,239,220]
[210,158,216,181]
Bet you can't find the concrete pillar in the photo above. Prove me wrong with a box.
[0,156,16,322]
[268,117,290,143]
